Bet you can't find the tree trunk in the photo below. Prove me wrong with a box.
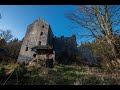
[107,39,120,64]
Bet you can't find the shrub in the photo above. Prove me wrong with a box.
[0,67,6,78]
[15,64,28,78]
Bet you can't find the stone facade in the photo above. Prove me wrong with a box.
[53,35,77,64]
[17,18,77,64]
[17,18,54,64]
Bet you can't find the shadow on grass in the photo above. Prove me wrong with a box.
[1,64,120,85]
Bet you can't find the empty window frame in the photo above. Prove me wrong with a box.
[33,54,36,58]
[25,47,28,51]
[40,32,43,36]
[39,41,41,45]
[42,25,44,28]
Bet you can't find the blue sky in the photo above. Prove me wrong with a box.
[0,5,87,45]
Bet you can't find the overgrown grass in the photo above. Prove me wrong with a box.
[0,63,120,85]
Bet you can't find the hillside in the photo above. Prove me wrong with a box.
[0,63,120,85]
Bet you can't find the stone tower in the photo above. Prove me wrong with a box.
[17,18,54,64]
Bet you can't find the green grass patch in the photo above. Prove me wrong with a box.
[0,63,120,85]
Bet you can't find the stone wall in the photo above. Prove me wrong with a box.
[17,18,78,65]
[53,35,77,64]
[17,18,50,64]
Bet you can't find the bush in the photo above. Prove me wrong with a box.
[15,64,28,78]
[0,67,6,78]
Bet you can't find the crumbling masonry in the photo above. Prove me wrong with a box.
[17,18,77,66]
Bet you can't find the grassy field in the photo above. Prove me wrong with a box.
[0,63,120,85]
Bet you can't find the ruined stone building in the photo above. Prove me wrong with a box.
[53,35,77,64]
[17,18,77,65]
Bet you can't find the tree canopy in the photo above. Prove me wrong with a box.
[65,5,120,64]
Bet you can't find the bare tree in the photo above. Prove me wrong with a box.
[65,5,120,64]
[0,14,13,42]
[0,30,13,42]
[4,39,22,60]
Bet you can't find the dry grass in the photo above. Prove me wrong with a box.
[0,63,120,85]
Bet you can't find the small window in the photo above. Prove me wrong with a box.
[42,25,44,28]
[40,32,43,36]
[33,54,36,58]
[39,41,41,45]
[25,47,28,51]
